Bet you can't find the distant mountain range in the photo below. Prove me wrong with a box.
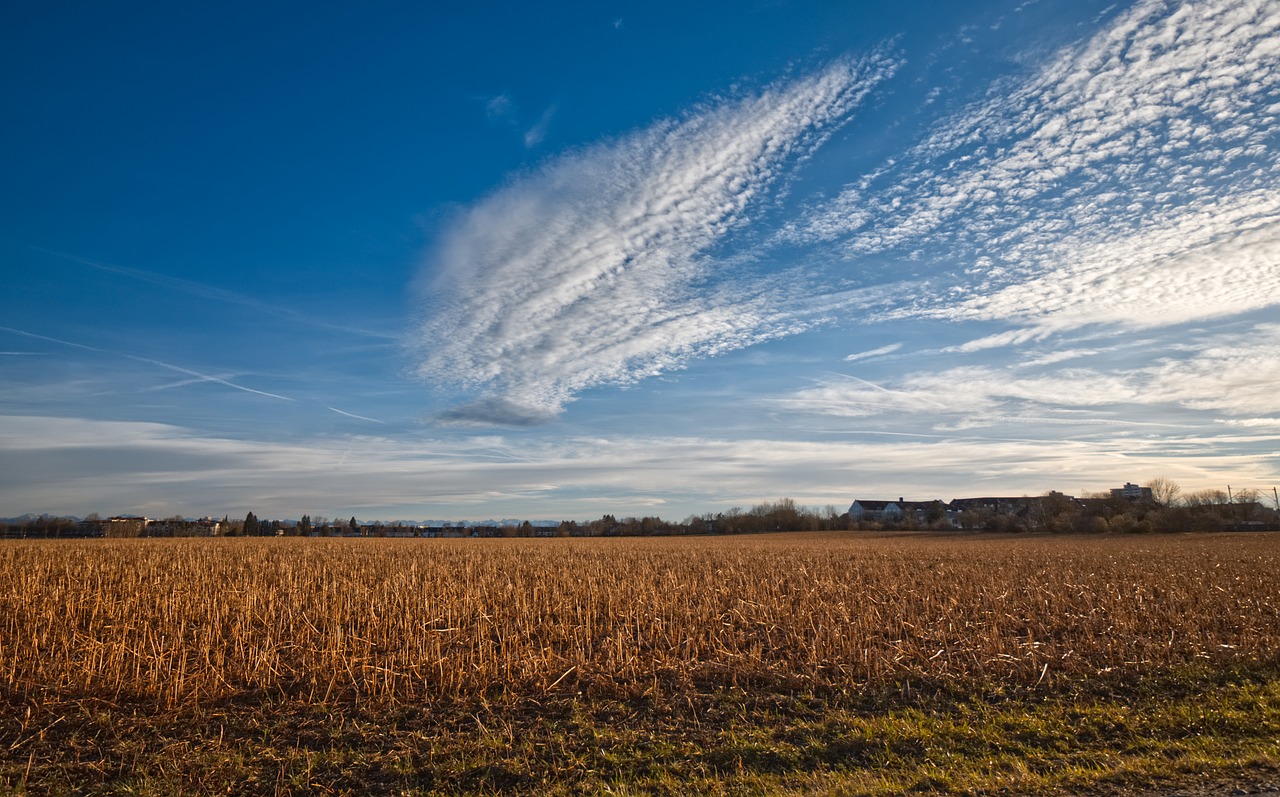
[1,513,83,524]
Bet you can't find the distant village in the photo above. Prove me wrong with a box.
[2,481,1277,539]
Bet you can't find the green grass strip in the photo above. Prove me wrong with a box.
[2,665,1279,795]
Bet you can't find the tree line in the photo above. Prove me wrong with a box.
[3,480,1276,539]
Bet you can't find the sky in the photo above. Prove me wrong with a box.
[2,0,1279,521]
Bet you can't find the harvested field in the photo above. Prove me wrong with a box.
[1,532,1278,794]
[3,533,1278,703]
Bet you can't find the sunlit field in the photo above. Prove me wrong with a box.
[4,533,1278,702]
[2,533,1279,794]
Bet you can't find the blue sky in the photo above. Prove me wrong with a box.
[3,0,1278,521]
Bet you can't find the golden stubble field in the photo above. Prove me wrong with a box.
[2,532,1278,707]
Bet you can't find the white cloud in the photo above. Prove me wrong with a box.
[414,0,1280,437]
[412,54,900,422]
[929,192,1280,336]
[1140,324,1280,416]
[788,0,1280,338]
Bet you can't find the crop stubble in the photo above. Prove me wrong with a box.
[1,533,1277,706]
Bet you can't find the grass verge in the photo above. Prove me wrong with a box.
[2,663,1278,795]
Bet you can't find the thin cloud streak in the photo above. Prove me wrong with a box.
[2,414,1273,518]
[844,343,903,362]
[778,323,1280,425]
[327,407,386,424]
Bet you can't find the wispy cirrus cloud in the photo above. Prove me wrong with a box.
[761,0,1280,464]
[522,103,558,148]
[417,0,1280,432]
[790,0,1280,335]
[484,94,516,121]
[936,191,1280,350]
[480,93,559,149]
[412,54,901,425]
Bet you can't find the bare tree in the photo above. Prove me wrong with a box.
[1146,477,1182,508]
[1184,489,1228,507]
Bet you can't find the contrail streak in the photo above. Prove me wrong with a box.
[10,242,398,341]
[0,326,295,402]
[327,406,385,424]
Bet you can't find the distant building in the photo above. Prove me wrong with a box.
[849,498,950,526]
[1111,482,1154,502]
[848,499,902,523]
[946,497,1042,531]
[948,497,1032,515]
